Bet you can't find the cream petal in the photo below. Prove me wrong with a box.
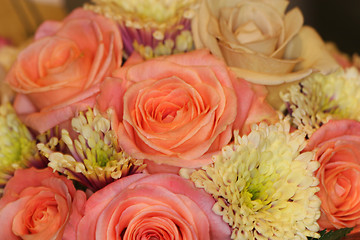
[259,0,289,16]
[220,42,300,74]
[230,27,339,109]
[191,0,224,59]
[230,67,309,109]
[219,4,280,46]
[206,0,242,18]
[284,26,339,75]
[236,3,283,37]
[271,7,304,58]
[223,35,279,57]
[235,22,266,44]
[242,37,278,55]
[218,13,241,45]
[230,66,311,85]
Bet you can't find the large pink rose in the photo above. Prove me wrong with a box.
[0,167,86,240]
[6,8,123,133]
[75,173,231,239]
[97,50,276,168]
[304,120,360,234]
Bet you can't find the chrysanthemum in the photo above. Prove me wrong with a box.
[0,103,40,195]
[85,0,198,58]
[281,67,360,137]
[182,120,321,240]
[38,108,145,192]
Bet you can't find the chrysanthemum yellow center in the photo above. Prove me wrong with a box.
[182,120,321,240]
[0,103,36,169]
[246,172,274,206]
[0,103,38,195]
[38,108,145,191]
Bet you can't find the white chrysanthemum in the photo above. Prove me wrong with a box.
[182,120,321,240]
[85,0,198,58]
[38,108,145,192]
[281,67,360,136]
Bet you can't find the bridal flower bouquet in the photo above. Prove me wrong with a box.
[1,0,360,239]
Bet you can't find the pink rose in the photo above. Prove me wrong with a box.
[97,50,276,168]
[0,167,86,240]
[304,120,360,234]
[75,173,231,239]
[6,8,123,133]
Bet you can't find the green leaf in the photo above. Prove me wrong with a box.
[308,228,353,240]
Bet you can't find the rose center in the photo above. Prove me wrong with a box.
[334,176,351,197]
[36,37,82,85]
[235,21,265,44]
[24,202,58,233]
[143,86,195,125]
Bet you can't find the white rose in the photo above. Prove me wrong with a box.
[192,0,339,107]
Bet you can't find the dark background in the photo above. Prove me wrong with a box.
[288,0,360,55]
[66,0,360,55]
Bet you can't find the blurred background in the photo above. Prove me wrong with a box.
[0,0,359,54]
[289,0,360,55]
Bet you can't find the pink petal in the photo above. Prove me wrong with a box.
[305,120,360,151]
[34,20,62,40]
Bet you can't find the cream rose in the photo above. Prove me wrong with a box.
[192,0,339,107]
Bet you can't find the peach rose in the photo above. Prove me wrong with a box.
[6,8,123,133]
[75,173,231,239]
[192,0,338,107]
[0,167,86,240]
[97,49,277,168]
[304,120,360,234]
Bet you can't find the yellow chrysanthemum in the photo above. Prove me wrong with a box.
[281,67,360,136]
[0,103,39,194]
[181,120,321,240]
[85,0,198,58]
[38,108,145,192]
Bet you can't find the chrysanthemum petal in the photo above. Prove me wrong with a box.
[182,119,321,239]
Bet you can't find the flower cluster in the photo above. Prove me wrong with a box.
[1,0,360,239]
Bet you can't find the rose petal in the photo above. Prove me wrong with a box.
[0,197,30,240]
[34,20,63,40]
[305,120,360,151]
